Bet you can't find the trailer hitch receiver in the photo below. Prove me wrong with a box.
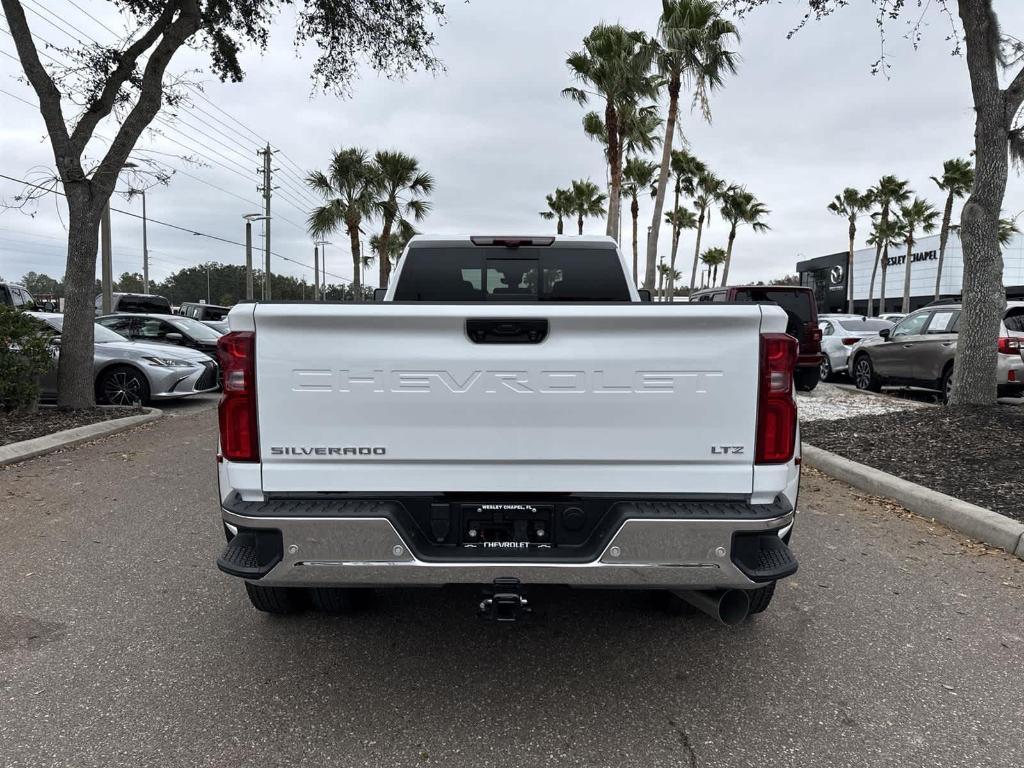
[478,577,530,622]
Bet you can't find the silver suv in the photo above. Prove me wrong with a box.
[850,301,1024,401]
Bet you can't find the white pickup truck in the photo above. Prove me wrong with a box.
[216,235,800,624]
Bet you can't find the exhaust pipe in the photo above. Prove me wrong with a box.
[672,589,750,626]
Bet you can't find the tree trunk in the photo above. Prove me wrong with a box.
[935,191,954,299]
[604,100,622,238]
[847,219,856,313]
[577,214,584,235]
[557,216,564,236]
[58,189,103,408]
[951,0,1009,406]
[645,71,681,292]
[630,196,639,286]
[378,213,394,289]
[665,184,682,301]
[723,229,738,288]
[689,210,705,290]
[867,244,880,316]
[713,263,719,285]
[901,236,914,313]
[348,221,363,302]
[879,244,888,314]
[657,262,665,300]
[721,225,737,286]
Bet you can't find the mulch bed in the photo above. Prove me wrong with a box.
[0,407,141,448]
[802,406,1024,521]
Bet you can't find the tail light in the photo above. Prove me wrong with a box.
[805,325,822,344]
[217,331,259,462]
[997,336,1021,354]
[756,333,798,465]
[841,337,860,346]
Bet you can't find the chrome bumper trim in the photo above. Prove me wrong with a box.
[221,509,795,589]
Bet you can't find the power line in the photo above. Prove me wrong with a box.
[64,0,118,37]
[0,172,353,282]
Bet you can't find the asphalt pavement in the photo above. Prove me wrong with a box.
[1,403,1022,768]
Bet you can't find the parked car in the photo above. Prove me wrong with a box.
[95,292,172,315]
[850,302,1024,401]
[818,315,894,381]
[1,282,38,310]
[178,302,231,333]
[690,285,823,391]
[96,312,221,355]
[217,235,800,622]
[878,313,906,323]
[30,313,219,405]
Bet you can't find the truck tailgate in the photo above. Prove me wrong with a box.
[251,304,778,495]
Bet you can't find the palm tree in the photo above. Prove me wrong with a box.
[307,148,381,302]
[622,158,660,284]
[894,197,940,313]
[658,260,682,299]
[688,171,727,290]
[998,215,1021,247]
[662,150,705,298]
[540,187,574,234]
[373,150,433,289]
[564,24,658,239]
[664,205,698,300]
[866,216,905,313]
[866,175,910,315]
[719,188,770,285]
[569,179,607,235]
[930,158,974,300]
[646,0,739,292]
[700,245,727,286]
[370,220,416,277]
[827,187,875,313]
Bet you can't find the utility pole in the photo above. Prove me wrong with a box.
[101,202,113,313]
[141,190,149,293]
[313,244,320,301]
[259,144,274,300]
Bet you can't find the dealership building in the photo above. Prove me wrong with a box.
[796,231,1024,314]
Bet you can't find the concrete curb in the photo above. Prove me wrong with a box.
[0,408,162,467]
[803,443,1024,561]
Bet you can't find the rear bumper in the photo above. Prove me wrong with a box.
[798,353,823,368]
[219,504,797,590]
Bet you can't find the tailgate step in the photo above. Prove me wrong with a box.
[217,529,283,579]
[731,533,798,582]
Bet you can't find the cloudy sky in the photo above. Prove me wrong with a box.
[2,0,1024,290]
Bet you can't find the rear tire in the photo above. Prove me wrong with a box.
[310,587,363,614]
[746,582,777,615]
[819,356,833,382]
[941,365,954,404]
[852,354,881,392]
[795,367,819,392]
[244,582,303,614]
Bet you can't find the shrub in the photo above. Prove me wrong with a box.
[0,305,54,411]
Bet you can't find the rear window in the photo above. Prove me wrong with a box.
[731,288,814,321]
[392,247,632,302]
[1005,307,1024,333]
[116,295,171,313]
[835,318,892,332]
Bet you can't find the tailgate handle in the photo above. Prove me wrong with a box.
[466,318,548,344]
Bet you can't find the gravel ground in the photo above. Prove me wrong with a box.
[797,382,931,422]
[0,406,140,447]
[802,406,1023,520]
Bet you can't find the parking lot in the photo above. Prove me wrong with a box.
[2,404,1022,768]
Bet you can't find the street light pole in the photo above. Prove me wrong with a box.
[313,244,320,301]
[101,202,113,314]
[244,221,254,300]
